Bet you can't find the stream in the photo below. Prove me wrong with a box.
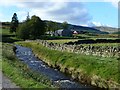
[15,45,96,89]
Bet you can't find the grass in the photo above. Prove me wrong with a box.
[2,43,56,89]
[1,28,22,43]
[46,39,79,44]
[76,34,118,39]
[79,43,119,47]
[46,39,119,46]
[15,41,119,87]
[0,28,15,35]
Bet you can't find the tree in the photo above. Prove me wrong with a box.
[52,22,59,35]
[46,21,59,35]
[62,21,68,29]
[17,15,46,40]
[29,15,46,39]
[17,22,30,40]
[26,12,30,22]
[10,13,19,33]
[46,21,53,34]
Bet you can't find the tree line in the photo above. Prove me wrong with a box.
[10,13,68,40]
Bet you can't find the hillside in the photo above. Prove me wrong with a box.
[2,21,109,34]
[44,20,108,34]
[93,26,118,34]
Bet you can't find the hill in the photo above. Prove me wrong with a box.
[2,21,109,34]
[93,26,118,34]
[44,20,108,34]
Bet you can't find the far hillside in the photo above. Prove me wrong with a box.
[44,20,108,34]
[2,21,109,35]
[94,26,118,34]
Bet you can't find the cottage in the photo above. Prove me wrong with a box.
[73,31,78,34]
[54,29,72,37]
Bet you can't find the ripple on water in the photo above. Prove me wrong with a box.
[15,45,89,88]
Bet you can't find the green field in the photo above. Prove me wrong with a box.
[46,39,79,44]
[15,41,120,88]
[76,33,118,39]
[0,28,16,35]
[1,28,22,43]
[46,39,119,47]
[79,43,119,47]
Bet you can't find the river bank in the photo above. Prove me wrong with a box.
[15,41,120,89]
[2,43,55,89]
[15,45,91,89]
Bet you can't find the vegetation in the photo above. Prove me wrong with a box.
[80,43,119,47]
[46,39,79,44]
[17,15,46,40]
[10,13,19,33]
[62,21,68,29]
[15,41,119,87]
[1,13,119,88]
[75,33,118,39]
[1,28,21,43]
[46,21,59,34]
[17,21,30,40]
[2,43,56,88]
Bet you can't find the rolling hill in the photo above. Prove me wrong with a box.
[44,20,108,34]
[93,26,118,34]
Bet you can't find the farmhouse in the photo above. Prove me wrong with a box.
[54,29,72,37]
[73,31,78,34]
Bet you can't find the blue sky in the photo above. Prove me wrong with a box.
[0,0,118,28]
[84,2,118,27]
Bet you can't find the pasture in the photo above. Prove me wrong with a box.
[1,28,21,43]
[46,39,79,44]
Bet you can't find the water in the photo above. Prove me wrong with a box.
[15,45,94,89]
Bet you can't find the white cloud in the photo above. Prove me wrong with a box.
[0,0,118,27]
[16,11,28,22]
[15,2,91,25]
[103,0,119,8]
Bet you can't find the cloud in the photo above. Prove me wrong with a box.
[103,0,119,8]
[15,2,92,25]
[0,0,117,27]
[16,11,29,22]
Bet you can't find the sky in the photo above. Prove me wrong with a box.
[0,0,119,28]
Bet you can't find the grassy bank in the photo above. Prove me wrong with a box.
[15,41,119,88]
[2,43,56,89]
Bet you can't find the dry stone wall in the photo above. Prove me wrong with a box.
[34,40,120,58]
